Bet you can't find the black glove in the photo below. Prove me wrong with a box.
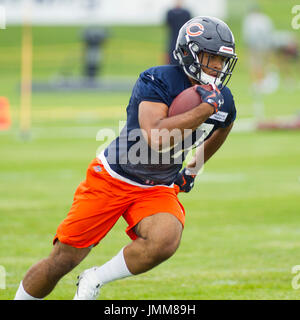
[196,84,224,114]
[174,168,197,193]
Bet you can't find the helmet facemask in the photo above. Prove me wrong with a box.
[174,40,238,89]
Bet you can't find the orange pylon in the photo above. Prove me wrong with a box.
[0,97,11,130]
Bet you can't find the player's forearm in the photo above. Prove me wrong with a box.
[185,142,213,175]
[152,103,214,149]
[187,139,218,169]
[157,102,213,132]
[186,124,234,174]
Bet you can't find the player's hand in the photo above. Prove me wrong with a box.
[174,168,197,193]
[196,84,224,114]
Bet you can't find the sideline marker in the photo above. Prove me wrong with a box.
[0,96,11,130]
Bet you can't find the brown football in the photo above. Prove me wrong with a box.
[168,84,213,117]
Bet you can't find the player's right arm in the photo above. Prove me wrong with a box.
[138,100,214,151]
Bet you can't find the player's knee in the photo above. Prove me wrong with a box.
[153,240,179,262]
[136,213,183,265]
[148,228,182,263]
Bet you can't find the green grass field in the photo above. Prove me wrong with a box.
[1,0,300,300]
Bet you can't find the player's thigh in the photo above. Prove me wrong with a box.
[123,186,185,241]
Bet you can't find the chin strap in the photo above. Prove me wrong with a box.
[200,70,222,87]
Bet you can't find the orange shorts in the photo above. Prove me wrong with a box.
[53,158,185,248]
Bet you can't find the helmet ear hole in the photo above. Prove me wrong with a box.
[191,43,199,53]
[189,65,197,73]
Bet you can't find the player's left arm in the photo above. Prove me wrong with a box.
[189,121,234,170]
[175,122,234,192]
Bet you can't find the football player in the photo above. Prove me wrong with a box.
[15,16,238,300]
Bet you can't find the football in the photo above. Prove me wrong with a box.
[168,84,213,117]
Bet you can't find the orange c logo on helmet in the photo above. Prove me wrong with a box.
[186,23,204,36]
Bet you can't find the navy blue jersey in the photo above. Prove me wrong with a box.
[102,65,236,186]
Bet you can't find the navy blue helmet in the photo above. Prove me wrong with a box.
[173,16,238,89]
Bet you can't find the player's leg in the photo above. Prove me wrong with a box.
[15,240,90,300]
[74,184,185,300]
[122,186,185,275]
[15,158,132,300]
[124,212,183,274]
[74,212,183,299]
